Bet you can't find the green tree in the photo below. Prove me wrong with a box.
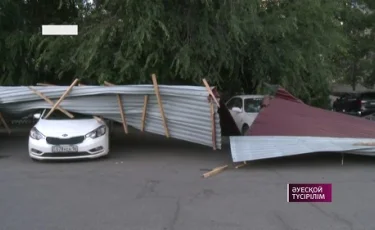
[1,0,348,108]
[338,0,375,90]
[0,0,80,85]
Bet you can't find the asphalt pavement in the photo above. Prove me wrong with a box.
[1,128,375,230]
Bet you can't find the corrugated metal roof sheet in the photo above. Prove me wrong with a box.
[247,89,375,138]
[228,88,375,162]
[230,136,375,162]
[0,85,222,149]
[275,87,303,103]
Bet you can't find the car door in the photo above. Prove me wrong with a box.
[226,97,244,130]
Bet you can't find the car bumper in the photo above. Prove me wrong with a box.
[28,134,109,160]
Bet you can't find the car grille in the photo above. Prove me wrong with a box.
[46,136,85,145]
[42,152,90,157]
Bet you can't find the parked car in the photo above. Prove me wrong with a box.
[332,92,375,116]
[28,109,110,161]
[226,95,264,135]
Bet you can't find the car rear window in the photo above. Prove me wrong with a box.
[361,93,375,100]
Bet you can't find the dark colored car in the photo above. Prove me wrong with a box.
[332,92,375,116]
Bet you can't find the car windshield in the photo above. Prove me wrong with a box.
[244,98,263,113]
[42,109,93,120]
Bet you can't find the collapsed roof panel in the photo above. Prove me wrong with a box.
[247,89,375,138]
[0,85,212,104]
[0,85,222,149]
[230,136,375,162]
[229,87,375,162]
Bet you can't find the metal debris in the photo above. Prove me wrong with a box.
[0,84,221,149]
[230,136,375,162]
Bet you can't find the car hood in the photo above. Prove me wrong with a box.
[35,119,102,137]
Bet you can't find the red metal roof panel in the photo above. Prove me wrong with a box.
[247,89,375,138]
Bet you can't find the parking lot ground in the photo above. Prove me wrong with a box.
[1,128,375,230]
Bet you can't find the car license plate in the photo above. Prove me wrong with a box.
[52,145,78,153]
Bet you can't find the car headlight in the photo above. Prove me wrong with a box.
[85,125,106,139]
[30,127,45,140]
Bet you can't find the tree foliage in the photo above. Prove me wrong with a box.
[337,0,375,89]
[0,0,365,107]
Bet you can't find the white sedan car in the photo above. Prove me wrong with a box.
[226,95,264,135]
[29,109,110,161]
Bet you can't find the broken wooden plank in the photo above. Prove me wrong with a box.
[202,79,220,108]
[28,86,74,119]
[31,82,101,121]
[116,95,128,134]
[141,95,149,132]
[39,82,101,121]
[210,102,217,150]
[103,81,128,134]
[202,165,228,178]
[0,113,11,134]
[235,161,247,169]
[93,116,104,123]
[44,78,79,118]
[151,74,170,138]
[36,83,55,86]
[103,81,114,86]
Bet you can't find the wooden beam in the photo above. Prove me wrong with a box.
[202,165,228,178]
[33,81,101,121]
[44,79,79,118]
[210,102,217,150]
[353,142,375,146]
[151,74,170,138]
[93,116,104,123]
[202,79,220,108]
[104,81,114,86]
[235,161,247,169]
[0,113,11,134]
[141,95,149,132]
[28,86,74,119]
[116,95,128,134]
[103,81,128,134]
[37,83,55,86]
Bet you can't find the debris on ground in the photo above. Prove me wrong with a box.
[202,164,228,178]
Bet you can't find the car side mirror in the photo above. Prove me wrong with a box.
[231,107,242,113]
[33,113,41,119]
